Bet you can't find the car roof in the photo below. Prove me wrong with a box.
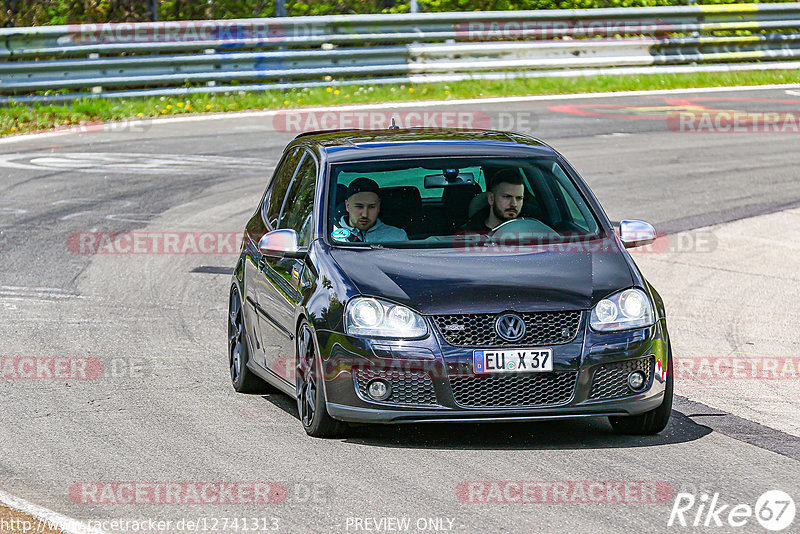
[291,128,558,162]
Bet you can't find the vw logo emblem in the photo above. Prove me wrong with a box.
[495,313,525,342]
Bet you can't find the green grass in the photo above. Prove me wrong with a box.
[3,69,800,137]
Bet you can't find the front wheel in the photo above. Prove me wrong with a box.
[296,321,346,438]
[228,287,270,393]
[608,350,674,435]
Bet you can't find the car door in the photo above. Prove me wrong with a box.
[254,149,319,383]
[243,147,302,371]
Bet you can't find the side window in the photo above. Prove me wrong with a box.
[279,152,318,247]
[245,210,267,242]
[263,147,302,229]
[550,163,598,233]
[554,181,589,231]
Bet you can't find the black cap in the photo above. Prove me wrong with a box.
[346,177,380,199]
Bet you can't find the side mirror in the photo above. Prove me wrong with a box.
[619,219,657,248]
[258,229,304,258]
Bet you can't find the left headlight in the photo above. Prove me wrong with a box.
[345,297,427,338]
[590,288,655,332]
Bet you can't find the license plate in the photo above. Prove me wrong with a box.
[473,348,553,373]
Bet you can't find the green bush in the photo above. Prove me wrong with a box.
[2,0,796,26]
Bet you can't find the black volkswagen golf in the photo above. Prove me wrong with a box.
[228,129,673,437]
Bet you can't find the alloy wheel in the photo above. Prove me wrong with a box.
[228,289,243,384]
[296,324,317,428]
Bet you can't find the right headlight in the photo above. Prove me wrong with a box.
[345,297,427,339]
[590,288,655,332]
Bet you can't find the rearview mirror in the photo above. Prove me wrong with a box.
[619,219,657,248]
[258,229,305,258]
[424,172,475,189]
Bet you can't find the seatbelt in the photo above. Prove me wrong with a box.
[347,228,366,242]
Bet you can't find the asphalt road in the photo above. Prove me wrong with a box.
[1,86,799,534]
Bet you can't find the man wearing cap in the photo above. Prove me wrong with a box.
[333,177,408,242]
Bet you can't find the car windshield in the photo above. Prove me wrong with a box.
[326,156,602,248]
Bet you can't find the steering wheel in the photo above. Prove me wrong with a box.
[489,217,560,242]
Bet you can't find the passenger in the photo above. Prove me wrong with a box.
[464,169,525,232]
[333,177,408,242]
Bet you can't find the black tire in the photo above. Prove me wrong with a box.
[296,320,346,438]
[228,287,270,394]
[608,350,674,435]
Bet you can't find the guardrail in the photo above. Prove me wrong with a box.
[2,3,800,102]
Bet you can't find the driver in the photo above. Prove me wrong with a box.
[464,169,525,232]
[333,177,408,242]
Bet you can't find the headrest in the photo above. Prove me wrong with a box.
[335,183,348,205]
[379,186,422,208]
[468,192,488,218]
[442,183,481,212]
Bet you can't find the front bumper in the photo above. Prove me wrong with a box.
[314,316,670,424]
[327,393,664,424]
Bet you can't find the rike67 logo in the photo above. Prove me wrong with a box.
[668,490,796,531]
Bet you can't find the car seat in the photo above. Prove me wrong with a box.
[379,186,426,237]
[441,183,481,231]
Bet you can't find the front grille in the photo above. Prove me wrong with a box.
[449,371,578,408]
[589,356,654,400]
[353,368,437,406]
[432,311,582,347]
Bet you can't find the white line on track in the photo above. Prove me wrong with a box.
[51,199,98,205]
[0,152,269,174]
[0,286,87,300]
[59,211,94,221]
[1,285,75,293]
[594,132,632,138]
[1,83,800,146]
[0,488,108,534]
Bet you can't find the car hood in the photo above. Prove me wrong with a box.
[329,238,635,315]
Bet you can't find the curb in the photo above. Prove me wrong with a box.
[0,488,108,534]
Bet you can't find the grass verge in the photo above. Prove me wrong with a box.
[2,69,800,137]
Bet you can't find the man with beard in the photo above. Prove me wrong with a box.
[464,169,525,232]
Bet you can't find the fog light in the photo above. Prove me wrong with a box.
[367,379,391,401]
[627,370,647,392]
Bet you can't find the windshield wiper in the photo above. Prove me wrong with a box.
[333,242,384,249]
